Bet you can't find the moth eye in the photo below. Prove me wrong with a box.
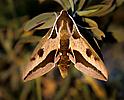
[37,49,44,57]
[86,48,92,57]
[30,57,35,61]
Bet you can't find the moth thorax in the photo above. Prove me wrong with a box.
[59,20,71,38]
[60,39,69,50]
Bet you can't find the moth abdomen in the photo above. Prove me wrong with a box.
[58,63,70,78]
[57,50,71,78]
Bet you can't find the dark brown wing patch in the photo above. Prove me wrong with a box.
[50,29,57,39]
[86,48,92,57]
[30,57,36,61]
[94,56,100,61]
[38,49,44,57]
[72,28,80,39]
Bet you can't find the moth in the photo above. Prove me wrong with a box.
[23,10,108,82]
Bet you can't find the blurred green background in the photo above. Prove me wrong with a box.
[0,0,124,100]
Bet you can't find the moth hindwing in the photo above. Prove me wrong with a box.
[23,10,108,82]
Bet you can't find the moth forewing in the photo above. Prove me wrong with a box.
[23,25,59,82]
[68,14,108,81]
[23,63,56,82]
[23,10,66,82]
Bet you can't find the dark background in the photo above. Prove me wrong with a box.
[0,0,124,100]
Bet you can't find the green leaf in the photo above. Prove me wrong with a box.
[77,9,99,17]
[54,0,66,10]
[77,0,85,11]
[97,4,115,16]
[69,0,74,12]
[60,0,71,10]
[116,0,124,6]
[54,0,75,12]
[24,12,56,31]
[77,4,106,17]
[84,18,105,40]
[85,4,105,10]
[54,0,71,10]
[17,36,41,45]
[85,0,114,17]
[108,24,124,42]
[77,0,116,17]
[92,0,114,16]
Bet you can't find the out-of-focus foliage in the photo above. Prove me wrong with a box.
[24,12,57,31]
[0,0,124,100]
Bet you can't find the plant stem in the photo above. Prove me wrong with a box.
[36,78,42,100]
[54,75,71,100]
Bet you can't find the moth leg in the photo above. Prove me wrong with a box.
[67,48,76,64]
